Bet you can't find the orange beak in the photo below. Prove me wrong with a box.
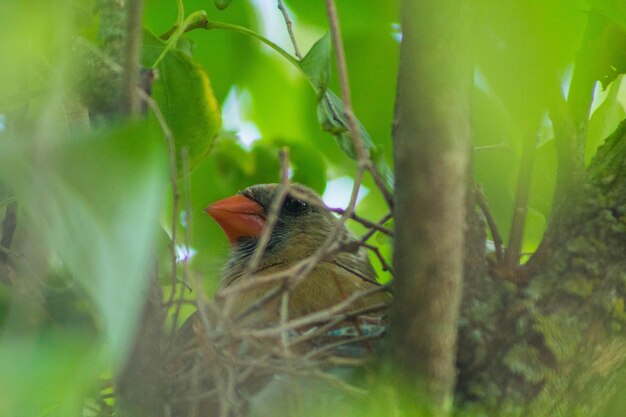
[205,195,266,246]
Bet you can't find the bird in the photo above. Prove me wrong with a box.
[206,183,388,324]
[167,183,390,417]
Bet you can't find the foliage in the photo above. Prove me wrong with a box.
[1,0,626,415]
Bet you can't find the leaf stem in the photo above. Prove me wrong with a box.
[203,20,301,68]
[158,15,301,72]
[153,11,209,68]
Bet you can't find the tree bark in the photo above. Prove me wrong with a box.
[391,0,472,410]
[457,119,626,415]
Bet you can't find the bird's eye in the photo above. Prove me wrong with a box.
[282,197,308,215]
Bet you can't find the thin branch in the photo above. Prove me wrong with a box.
[277,0,302,59]
[332,260,383,287]
[475,185,504,262]
[137,89,180,314]
[324,0,367,164]
[0,201,18,264]
[359,212,393,242]
[329,207,394,237]
[368,162,395,210]
[171,146,194,331]
[243,148,291,276]
[360,242,394,274]
[324,0,394,209]
[322,0,396,226]
[121,0,144,116]
[505,132,537,270]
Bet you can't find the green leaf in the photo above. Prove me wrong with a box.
[529,138,557,219]
[317,90,376,157]
[288,142,327,195]
[0,121,166,365]
[252,139,328,195]
[214,0,234,10]
[586,76,625,164]
[0,333,101,417]
[250,141,282,184]
[299,33,393,188]
[317,90,394,188]
[144,31,222,173]
[299,32,331,93]
[591,22,626,89]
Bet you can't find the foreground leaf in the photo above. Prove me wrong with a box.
[144,31,222,173]
[0,121,166,365]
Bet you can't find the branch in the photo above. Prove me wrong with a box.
[475,186,503,262]
[390,0,472,410]
[121,0,144,116]
[0,201,17,263]
[504,131,537,271]
[277,0,302,59]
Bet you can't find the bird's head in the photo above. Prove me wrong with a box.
[206,183,348,284]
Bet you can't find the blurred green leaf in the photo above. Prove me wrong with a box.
[0,333,100,417]
[0,121,166,365]
[288,142,327,194]
[0,0,93,113]
[144,31,222,172]
[214,0,234,10]
[253,138,328,194]
[471,0,589,250]
[529,138,557,220]
[586,9,626,89]
[299,32,331,92]
[284,0,398,35]
[586,76,625,164]
[523,208,548,255]
[250,141,282,184]
[474,0,585,134]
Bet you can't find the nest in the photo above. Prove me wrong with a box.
[165,277,390,417]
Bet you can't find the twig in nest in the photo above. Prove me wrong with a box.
[304,332,385,360]
[332,260,383,287]
[240,285,390,338]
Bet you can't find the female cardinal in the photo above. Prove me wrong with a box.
[168,183,389,416]
[204,183,388,323]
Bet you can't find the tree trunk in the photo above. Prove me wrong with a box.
[391,0,472,410]
[457,119,626,415]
